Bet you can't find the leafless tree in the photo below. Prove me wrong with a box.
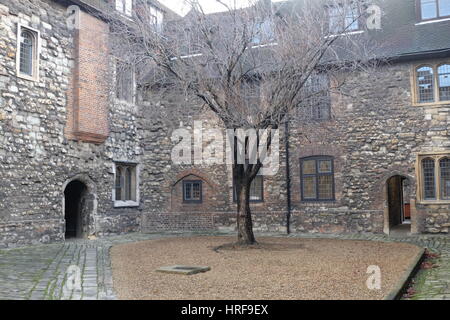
[106,0,384,244]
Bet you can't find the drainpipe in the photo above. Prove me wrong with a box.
[284,118,292,234]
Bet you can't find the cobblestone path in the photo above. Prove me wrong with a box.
[0,231,448,300]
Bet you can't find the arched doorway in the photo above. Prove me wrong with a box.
[64,180,91,239]
[386,175,411,235]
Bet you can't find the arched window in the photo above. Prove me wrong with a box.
[422,158,436,200]
[438,64,450,101]
[440,157,450,199]
[19,30,34,76]
[417,66,435,103]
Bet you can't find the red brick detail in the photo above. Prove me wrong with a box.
[66,11,110,144]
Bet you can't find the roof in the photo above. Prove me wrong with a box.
[371,0,450,59]
[174,0,450,60]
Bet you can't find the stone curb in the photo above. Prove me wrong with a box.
[383,247,426,300]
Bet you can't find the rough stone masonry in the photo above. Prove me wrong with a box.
[1,0,450,249]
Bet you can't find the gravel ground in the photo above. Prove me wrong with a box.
[110,236,422,300]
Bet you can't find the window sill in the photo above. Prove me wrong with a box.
[183,201,203,204]
[301,199,336,203]
[417,200,450,205]
[114,200,139,208]
[415,17,450,25]
[16,73,39,82]
[325,30,364,38]
[115,98,136,105]
[412,101,450,107]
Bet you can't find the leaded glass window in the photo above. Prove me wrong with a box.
[183,180,202,202]
[19,30,34,76]
[115,163,137,202]
[417,66,435,103]
[301,157,335,201]
[440,158,450,199]
[438,64,450,101]
[422,158,436,200]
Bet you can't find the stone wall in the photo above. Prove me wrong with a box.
[141,58,450,235]
[0,0,142,248]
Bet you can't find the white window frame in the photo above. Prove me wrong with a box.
[149,5,164,33]
[112,161,140,208]
[16,24,40,82]
[115,0,133,17]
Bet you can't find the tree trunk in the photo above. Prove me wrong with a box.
[236,180,257,245]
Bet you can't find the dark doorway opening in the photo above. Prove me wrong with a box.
[387,175,411,234]
[64,180,88,239]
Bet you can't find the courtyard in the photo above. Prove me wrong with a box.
[0,232,449,300]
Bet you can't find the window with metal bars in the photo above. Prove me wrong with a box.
[183,180,202,203]
[300,156,335,201]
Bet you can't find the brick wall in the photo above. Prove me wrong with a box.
[66,10,109,144]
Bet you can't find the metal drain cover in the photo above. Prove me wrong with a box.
[156,265,211,275]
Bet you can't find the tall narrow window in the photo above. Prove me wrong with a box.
[345,3,360,31]
[438,64,450,101]
[183,180,202,203]
[20,31,33,76]
[17,26,39,80]
[440,158,450,199]
[417,66,435,103]
[301,156,335,201]
[422,158,436,200]
[116,61,135,103]
[115,166,123,201]
[116,0,132,16]
[301,73,331,121]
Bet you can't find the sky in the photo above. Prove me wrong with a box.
[161,0,286,16]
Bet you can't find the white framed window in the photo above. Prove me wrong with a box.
[328,2,362,34]
[113,162,139,207]
[116,0,133,17]
[149,5,164,33]
[16,24,40,81]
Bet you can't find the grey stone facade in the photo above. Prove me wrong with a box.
[1,0,450,249]
[0,0,141,248]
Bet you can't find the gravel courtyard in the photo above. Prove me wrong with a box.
[110,236,422,300]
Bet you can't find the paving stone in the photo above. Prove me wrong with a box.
[0,231,449,300]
